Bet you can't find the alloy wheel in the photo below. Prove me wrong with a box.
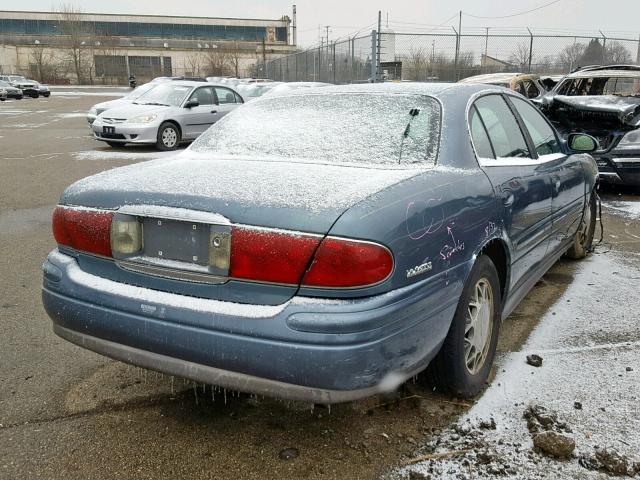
[464,278,494,375]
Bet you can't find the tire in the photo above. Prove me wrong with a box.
[566,191,597,259]
[156,122,180,151]
[426,255,502,397]
[106,141,124,148]
[43,93,51,98]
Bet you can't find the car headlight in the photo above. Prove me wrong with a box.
[127,114,158,124]
[617,130,640,149]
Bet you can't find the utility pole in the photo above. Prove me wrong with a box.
[484,27,489,68]
[325,25,330,45]
[454,10,461,80]
[376,10,382,82]
[292,5,297,46]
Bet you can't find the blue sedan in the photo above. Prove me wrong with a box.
[42,83,598,403]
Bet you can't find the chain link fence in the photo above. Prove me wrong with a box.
[261,30,640,84]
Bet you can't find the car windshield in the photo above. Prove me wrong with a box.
[125,83,158,101]
[134,83,191,106]
[9,76,25,82]
[191,93,441,165]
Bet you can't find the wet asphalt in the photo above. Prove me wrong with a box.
[0,90,638,479]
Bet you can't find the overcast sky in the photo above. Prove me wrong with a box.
[11,0,640,45]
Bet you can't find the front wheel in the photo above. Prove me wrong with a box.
[566,191,597,259]
[426,255,502,397]
[156,122,180,151]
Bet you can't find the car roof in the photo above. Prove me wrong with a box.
[566,69,640,79]
[265,82,507,100]
[459,72,540,85]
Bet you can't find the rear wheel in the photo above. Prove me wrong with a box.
[426,255,501,397]
[566,191,597,259]
[156,122,180,151]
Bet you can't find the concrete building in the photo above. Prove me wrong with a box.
[0,10,295,84]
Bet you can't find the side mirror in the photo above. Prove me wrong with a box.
[568,133,599,153]
[184,99,199,109]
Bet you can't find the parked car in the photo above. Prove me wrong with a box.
[0,75,40,97]
[234,82,281,101]
[87,82,159,124]
[0,86,6,101]
[34,81,51,97]
[459,73,547,100]
[91,81,244,150]
[43,83,598,403]
[0,80,24,99]
[539,65,640,186]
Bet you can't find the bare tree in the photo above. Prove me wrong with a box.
[184,52,205,77]
[557,42,586,71]
[29,42,54,82]
[404,47,428,81]
[509,42,531,70]
[203,47,231,76]
[229,41,242,77]
[605,41,632,65]
[57,3,93,84]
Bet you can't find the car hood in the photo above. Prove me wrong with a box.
[551,95,640,127]
[60,153,425,233]
[93,98,132,112]
[97,103,170,119]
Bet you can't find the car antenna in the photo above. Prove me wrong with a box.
[399,108,420,163]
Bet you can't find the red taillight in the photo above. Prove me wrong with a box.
[302,237,394,288]
[52,206,113,257]
[230,227,321,284]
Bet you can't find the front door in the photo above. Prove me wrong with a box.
[182,86,219,139]
[470,94,554,293]
[507,96,585,253]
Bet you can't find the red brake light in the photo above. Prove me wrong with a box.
[302,237,393,288]
[230,227,321,284]
[52,206,113,257]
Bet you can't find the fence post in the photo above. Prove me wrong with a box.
[318,45,322,82]
[332,41,336,84]
[637,35,640,65]
[453,26,460,81]
[370,30,378,82]
[527,28,534,73]
[351,36,355,83]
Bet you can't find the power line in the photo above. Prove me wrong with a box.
[463,0,563,19]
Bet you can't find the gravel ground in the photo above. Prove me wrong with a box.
[0,90,638,480]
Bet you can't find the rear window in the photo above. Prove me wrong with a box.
[558,76,640,96]
[191,93,441,165]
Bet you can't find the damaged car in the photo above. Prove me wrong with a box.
[43,84,598,404]
[540,66,640,186]
[459,73,547,100]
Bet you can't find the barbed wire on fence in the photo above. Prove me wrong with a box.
[258,28,640,84]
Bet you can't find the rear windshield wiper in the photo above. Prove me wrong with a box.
[399,108,421,163]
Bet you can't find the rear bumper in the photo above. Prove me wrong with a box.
[42,249,465,403]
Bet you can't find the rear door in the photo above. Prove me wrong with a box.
[213,87,243,119]
[507,95,585,253]
[182,86,219,139]
[470,94,554,293]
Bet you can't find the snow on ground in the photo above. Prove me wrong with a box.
[603,200,640,220]
[51,91,125,97]
[54,112,86,119]
[394,251,640,479]
[73,149,179,161]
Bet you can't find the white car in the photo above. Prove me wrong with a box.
[91,81,244,150]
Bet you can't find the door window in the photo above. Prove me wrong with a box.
[189,87,215,106]
[214,87,239,105]
[474,95,530,159]
[470,106,495,159]
[510,97,560,157]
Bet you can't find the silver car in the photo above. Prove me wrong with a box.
[87,82,159,124]
[91,81,244,150]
